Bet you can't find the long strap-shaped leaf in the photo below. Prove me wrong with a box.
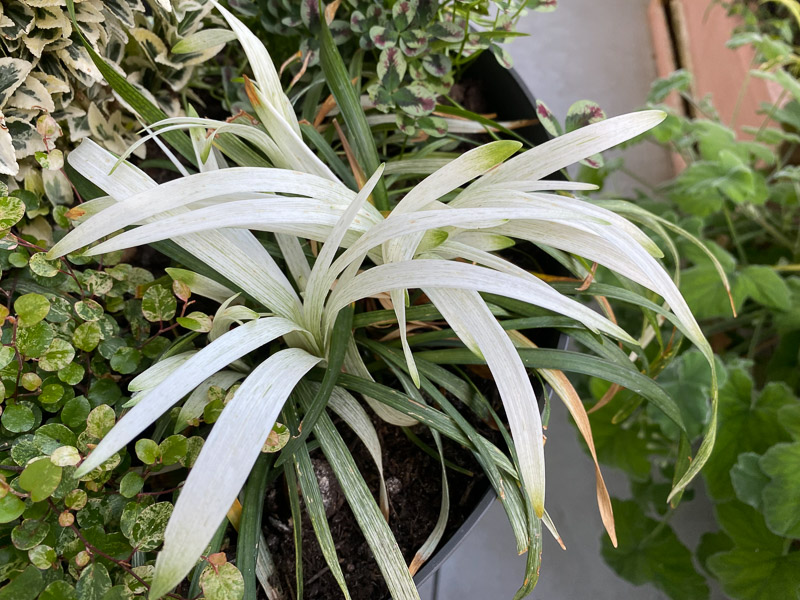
[393,372,449,575]
[471,111,666,185]
[328,260,634,344]
[75,317,304,477]
[318,6,388,211]
[327,387,390,520]
[508,331,617,547]
[149,348,321,599]
[414,347,687,433]
[238,453,273,600]
[382,141,522,386]
[425,288,546,516]
[305,166,384,341]
[59,141,303,321]
[49,164,360,259]
[284,398,352,600]
[211,1,300,135]
[299,393,420,600]
[343,336,418,427]
[275,306,353,467]
[331,371,517,476]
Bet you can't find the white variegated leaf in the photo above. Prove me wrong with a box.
[328,260,634,344]
[150,348,321,600]
[426,288,545,516]
[74,318,304,477]
[471,111,666,185]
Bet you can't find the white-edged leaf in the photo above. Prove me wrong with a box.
[209,295,260,342]
[58,142,303,319]
[426,288,545,516]
[328,386,389,519]
[275,233,311,292]
[343,337,418,426]
[149,348,321,599]
[74,318,304,477]
[508,330,616,546]
[472,110,666,185]
[50,163,360,259]
[305,164,385,341]
[172,29,237,54]
[211,1,301,135]
[82,196,379,256]
[127,351,198,395]
[328,260,634,344]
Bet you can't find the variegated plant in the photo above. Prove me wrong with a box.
[231,0,556,135]
[48,4,717,599]
[0,0,226,191]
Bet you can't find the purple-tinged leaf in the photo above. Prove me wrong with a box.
[422,53,451,77]
[490,44,513,69]
[419,115,448,138]
[366,5,384,20]
[299,0,319,31]
[330,20,352,45]
[370,25,399,49]
[530,0,558,12]
[392,0,418,31]
[350,10,366,33]
[535,100,563,137]
[378,47,407,91]
[565,100,607,133]
[430,21,464,43]
[394,83,437,117]
[395,114,417,137]
[582,153,605,169]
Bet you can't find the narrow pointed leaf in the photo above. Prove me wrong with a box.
[149,348,321,599]
[75,318,303,477]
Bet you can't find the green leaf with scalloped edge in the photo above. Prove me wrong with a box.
[702,369,795,500]
[759,442,800,538]
[602,499,708,600]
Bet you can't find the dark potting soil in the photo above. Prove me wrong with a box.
[258,394,500,600]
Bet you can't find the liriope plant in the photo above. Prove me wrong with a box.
[49,4,718,599]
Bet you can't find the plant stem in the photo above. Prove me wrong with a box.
[723,205,748,265]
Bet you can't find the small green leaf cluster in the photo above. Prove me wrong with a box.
[0,183,246,599]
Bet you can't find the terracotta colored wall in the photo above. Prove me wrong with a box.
[651,0,783,136]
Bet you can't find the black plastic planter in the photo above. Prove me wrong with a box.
[410,51,564,592]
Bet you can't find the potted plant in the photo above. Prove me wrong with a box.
[1,2,718,600]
